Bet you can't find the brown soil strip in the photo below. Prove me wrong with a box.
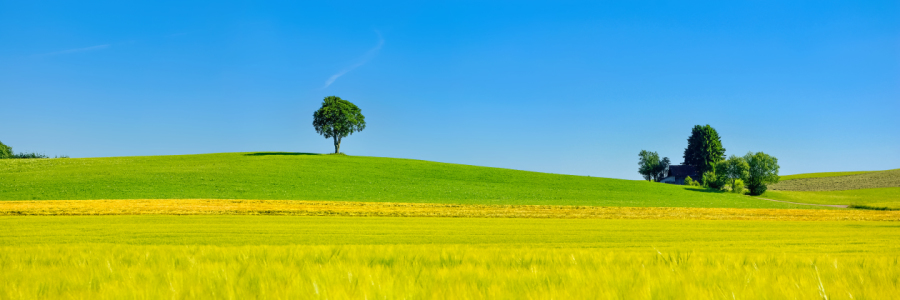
[0,199,897,221]
[753,197,848,208]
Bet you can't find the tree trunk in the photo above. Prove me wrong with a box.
[333,136,341,154]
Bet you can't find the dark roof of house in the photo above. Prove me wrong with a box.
[667,165,698,177]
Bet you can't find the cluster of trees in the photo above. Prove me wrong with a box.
[637,150,670,182]
[0,140,66,159]
[638,124,780,196]
[685,125,780,195]
[0,141,10,159]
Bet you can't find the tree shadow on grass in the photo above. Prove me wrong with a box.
[244,152,321,156]
[681,187,727,194]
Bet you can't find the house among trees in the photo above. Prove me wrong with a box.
[660,165,699,185]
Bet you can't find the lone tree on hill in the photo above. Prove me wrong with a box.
[742,151,780,195]
[683,124,726,178]
[638,150,671,182]
[313,96,366,154]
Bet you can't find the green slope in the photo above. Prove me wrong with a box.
[1,152,814,208]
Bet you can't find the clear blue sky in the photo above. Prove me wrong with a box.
[1,1,898,180]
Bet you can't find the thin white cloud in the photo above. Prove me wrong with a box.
[35,44,111,57]
[322,31,384,89]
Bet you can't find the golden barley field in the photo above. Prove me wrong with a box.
[2,199,899,221]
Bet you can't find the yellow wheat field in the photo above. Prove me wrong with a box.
[3,245,898,300]
[1,199,898,221]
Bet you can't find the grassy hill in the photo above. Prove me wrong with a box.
[0,152,814,209]
[778,170,884,181]
[771,169,900,191]
[764,169,900,209]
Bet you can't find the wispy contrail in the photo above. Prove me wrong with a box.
[35,44,111,57]
[322,31,384,88]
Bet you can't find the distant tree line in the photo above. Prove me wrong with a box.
[0,140,67,159]
[638,125,780,196]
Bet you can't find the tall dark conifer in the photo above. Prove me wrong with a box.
[683,124,726,176]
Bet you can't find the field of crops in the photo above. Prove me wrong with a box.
[5,199,900,221]
[762,169,900,210]
[4,153,899,298]
[4,245,898,299]
[778,170,883,181]
[770,169,900,191]
[1,216,898,299]
[0,153,811,209]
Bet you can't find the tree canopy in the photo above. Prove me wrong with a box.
[683,124,726,177]
[0,140,12,159]
[721,155,749,192]
[742,151,780,195]
[312,96,366,154]
[638,150,670,182]
[703,167,727,190]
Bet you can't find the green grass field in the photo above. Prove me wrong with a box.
[1,216,899,299]
[0,152,813,209]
